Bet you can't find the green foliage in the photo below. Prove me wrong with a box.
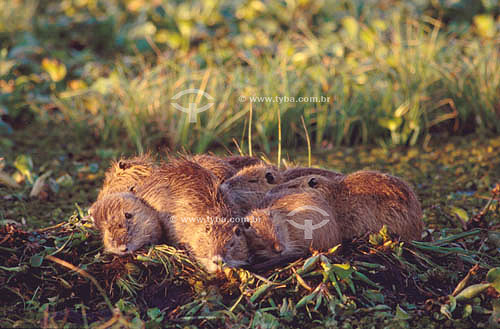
[1,0,499,152]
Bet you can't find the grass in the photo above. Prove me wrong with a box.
[1,0,499,153]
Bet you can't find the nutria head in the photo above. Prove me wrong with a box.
[190,154,237,182]
[219,164,283,216]
[97,154,156,200]
[188,221,250,272]
[241,210,284,262]
[224,155,263,171]
[89,192,163,255]
[132,158,250,273]
[282,167,343,182]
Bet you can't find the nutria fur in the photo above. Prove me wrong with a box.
[219,164,283,217]
[89,192,164,255]
[282,167,343,181]
[224,155,263,171]
[190,154,236,182]
[242,191,342,261]
[265,171,423,241]
[128,158,249,272]
[97,154,156,200]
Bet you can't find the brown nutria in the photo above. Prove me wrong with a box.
[189,154,236,182]
[89,192,165,255]
[224,155,263,171]
[265,171,423,241]
[97,154,156,200]
[128,158,249,272]
[282,167,343,181]
[241,190,342,262]
[219,164,283,217]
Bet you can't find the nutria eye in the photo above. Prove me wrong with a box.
[265,172,275,184]
[129,186,135,192]
[308,177,318,188]
[118,161,127,170]
[234,227,241,236]
[243,221,251,229]
[124,212,133,219]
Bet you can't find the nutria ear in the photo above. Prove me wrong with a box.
[265,172,275,184]
[129,185,136,193]
[205,224,211,233]
[308,177,318,188]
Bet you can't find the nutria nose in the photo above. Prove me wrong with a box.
[118,245,128,253]
[211,255,223,266]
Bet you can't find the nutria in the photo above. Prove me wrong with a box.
[89,192,165,255]
[265,171,423,241]
[189,154,237,182]
[97,154,156,200]
[99,158,249,272]
[219,164,283,217]
[224,155,263,171]
[241,190,342,261]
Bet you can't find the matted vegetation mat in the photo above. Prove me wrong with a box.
[1,199,499,328]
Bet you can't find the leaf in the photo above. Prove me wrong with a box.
[455,283,491,301]
[295,292,317,309]
[378,117,402,132]
[30,170,52,198]
[489,298,500,328]
[395,304,411,320]
[14,154,34,184]
[450,206,469,222]
[300,255,319,274]
[41,58,67,82]
[486,267,500,292]
[30,254,44,267]
[250,283,272,303]
[473,14,495,39]
[342,16,359,39]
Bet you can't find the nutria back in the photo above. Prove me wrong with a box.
[97,154,156,200]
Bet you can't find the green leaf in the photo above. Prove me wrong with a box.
[455,283,491,301]
[41,58,66,82]
[296,292,317,309]
[395,304,411,320]
[486,267,500,292]
[450,206,469,222]
[250,283,272,303]
[300,255,319,274]
[14,154,34,184]
[30,254,44,267]
[473,14,496,39]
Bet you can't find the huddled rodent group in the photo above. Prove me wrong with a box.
[89,153,423,273]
